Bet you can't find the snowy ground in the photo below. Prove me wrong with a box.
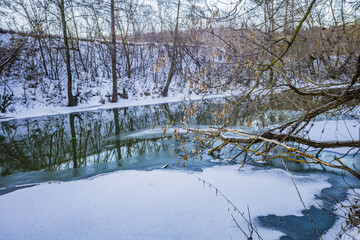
[0,165,331,240]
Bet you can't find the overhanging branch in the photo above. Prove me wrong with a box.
[181,122,360,179]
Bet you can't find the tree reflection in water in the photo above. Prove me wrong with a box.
[0,98,302,176]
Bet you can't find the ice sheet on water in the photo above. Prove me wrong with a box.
[0,165,331,240]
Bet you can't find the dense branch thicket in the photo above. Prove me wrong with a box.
[169,0,360,180]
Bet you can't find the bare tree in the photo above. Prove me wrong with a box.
[58,0,76,106]
[162,0,181,97]
[110,0,118,102]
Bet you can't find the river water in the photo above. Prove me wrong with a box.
[0,99,359,239]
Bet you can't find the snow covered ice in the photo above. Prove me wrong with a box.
[0,165,331,240]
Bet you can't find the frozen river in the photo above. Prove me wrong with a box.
[0,99,359,239]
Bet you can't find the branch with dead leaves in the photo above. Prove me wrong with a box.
[181,121,360,179]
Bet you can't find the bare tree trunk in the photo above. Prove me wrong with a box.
[284,0,289,34]
[70,0,87,73]
[68,29,80,79]
[162,0,181,97]
[119,30,131,78]
[111,0,118,102]
[264,0,268,33]
[59,0,76,106]
[124,42,131,79]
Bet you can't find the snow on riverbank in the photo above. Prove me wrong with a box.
[0,165,330,240]
[0,93,225,122]
[299,119,360,143]
[298,119,360,156]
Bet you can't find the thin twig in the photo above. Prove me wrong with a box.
[280,159,324,240]
[195,175,263,240]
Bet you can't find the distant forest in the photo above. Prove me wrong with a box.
[0,0,357,109]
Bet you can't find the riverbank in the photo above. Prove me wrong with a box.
[0,92,225,122]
